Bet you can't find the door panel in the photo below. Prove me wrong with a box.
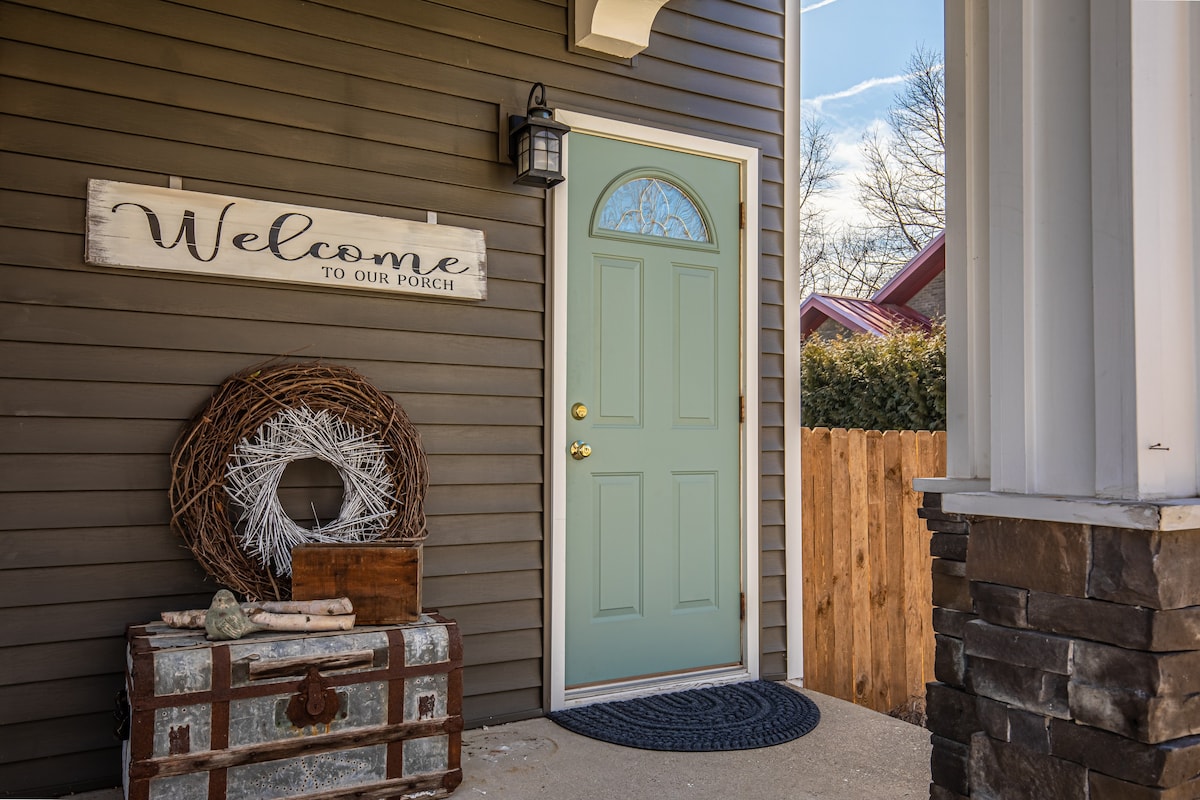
[594,473,643,619]
[674,471,719,610]
[565,133,742,688]
[674,266,718,426]
[596,256,643,425]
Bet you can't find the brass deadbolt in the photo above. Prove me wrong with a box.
[571,403,588,420]
[570,440,592,460]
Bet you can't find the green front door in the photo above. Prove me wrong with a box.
[565,133,743,688]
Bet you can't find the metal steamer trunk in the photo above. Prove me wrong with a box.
[123,614,463,800]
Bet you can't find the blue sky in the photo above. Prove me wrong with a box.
[800,0,944,224]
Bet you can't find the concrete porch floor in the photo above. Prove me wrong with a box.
[59,686,931,800]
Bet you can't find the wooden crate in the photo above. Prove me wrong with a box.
[124,614,462,800]
[292,544,422,624]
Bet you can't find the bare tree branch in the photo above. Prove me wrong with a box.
[855,45,945,258]
[799,45,945,300]
[799,115,837,211]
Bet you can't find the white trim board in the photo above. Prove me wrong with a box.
[547,111,762,710]
[783,0,804,685]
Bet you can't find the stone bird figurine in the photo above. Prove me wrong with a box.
[204,589,266,640]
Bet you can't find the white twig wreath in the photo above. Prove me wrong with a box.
[169,361,428,601]
[225,405,396,577]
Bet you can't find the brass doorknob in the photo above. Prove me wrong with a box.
[570,440,592,460]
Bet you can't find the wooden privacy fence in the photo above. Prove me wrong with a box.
[800,427,947,716]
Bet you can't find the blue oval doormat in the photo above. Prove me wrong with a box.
[547,680,821,751]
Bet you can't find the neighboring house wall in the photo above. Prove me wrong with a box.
[906,271,945,321]
[0,1,787,793]
[815,317,849,340]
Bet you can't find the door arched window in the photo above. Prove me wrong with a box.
[592,171,717,248]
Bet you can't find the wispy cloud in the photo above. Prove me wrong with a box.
[800,0,843,13]
[810,121,887,227]
[804,73,907,114]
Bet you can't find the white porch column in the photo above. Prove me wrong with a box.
[989,0,1097,497]
[943,0,1200,505]
[928,7,1200,797]
[1124,0,1198,499]
[943,0,990,482]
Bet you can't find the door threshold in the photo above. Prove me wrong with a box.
[563,665,750,709]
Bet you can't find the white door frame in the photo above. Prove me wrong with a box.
[547,111,761,710]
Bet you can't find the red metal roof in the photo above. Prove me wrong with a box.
[801,231,944,338]
[801,294,933,337]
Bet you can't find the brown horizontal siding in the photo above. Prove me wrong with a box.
[762,475,786,501]
[0,453,543,492]
[464,658,541,698]
[0,316,543,379]
[1,262,545,341]
[1,638,127,687]
[462,687,543,726]
[256,0,781,107]
[1,117,537,225]
[0,379,545,425]
[424,0,568,34]
[656,8,783,62]
[762,652,787,680]
[668,0,782,37]
[0,751,118,799]
[0,419,542,455]
[0,0,786,793]
[0,2,503,132]
[2,343,544,399]
[9,0,783,143]
[0,712,122,776]
[2,527,197,570]
[761,376,785,403]
[2,675,124,726]
[2,80,505,194]
[1,48,499,163]
[0,484,544,530]
[762,524,786,552]
[1,563,214,609]
[437,598,542,636]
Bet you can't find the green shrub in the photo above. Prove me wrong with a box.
[801,325,946,431]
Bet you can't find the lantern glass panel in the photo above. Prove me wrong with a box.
[517,131,531,174]
[533,130,556,171]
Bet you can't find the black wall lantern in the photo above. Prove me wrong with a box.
[509,83,571,188]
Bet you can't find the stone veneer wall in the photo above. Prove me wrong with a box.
[922,493,975,798]
[922,493,1200,800]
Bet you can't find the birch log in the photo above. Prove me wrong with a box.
[244,611,356,632]
[162,597,354,629]
[254,598,353,615]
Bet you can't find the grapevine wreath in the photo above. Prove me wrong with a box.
[169,362,428,600]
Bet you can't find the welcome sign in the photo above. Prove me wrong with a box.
[85,180,487,301]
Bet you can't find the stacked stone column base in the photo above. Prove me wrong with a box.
[923,493,1200,799]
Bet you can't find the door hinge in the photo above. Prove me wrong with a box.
[739,202,745,230]
[740,592,746,621]
[739,395,746,423]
